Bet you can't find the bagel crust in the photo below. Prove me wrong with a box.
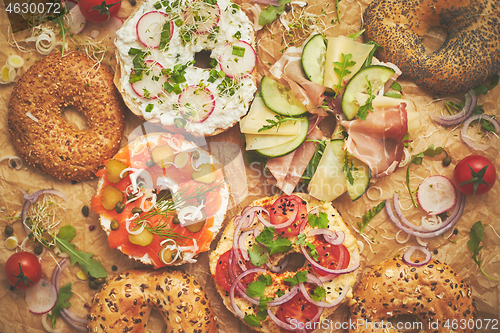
[363,0,500,95]
[88,268,217,332]
[349,257,476,333]
[8,52,125,181]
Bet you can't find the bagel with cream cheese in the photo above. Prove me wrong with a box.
[349,257,476,333]
[363,0,500,95]
[114,0,257,136]
[88,268,217,332]
[90,132,229,267]
[209,193,360,332]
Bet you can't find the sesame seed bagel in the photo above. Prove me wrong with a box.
[209,193,360,332]
[349,257,476,333]
[363,0,500,95]
[8,52,125,182]
[88,268,217,332]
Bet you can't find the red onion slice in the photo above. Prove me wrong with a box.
[460,114,500,151]
[430,89,476,126]
[267,255,290,273]
[307,229,345,245]
[402,245,432,266]
[300,244,359,275]
[238,230,255,261]
[257,206,298,229]
[385,192,465,238]
[230,268,268,318]
[298,274,350,308]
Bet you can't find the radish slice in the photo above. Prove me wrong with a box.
[182,2,220,33]
[25,278,58,314]
[63,1,86,34]
[219,40,256,78]
[130,60,167,99]
[178,85,215,122]
[136,11,173,49]
[417,175,457,215]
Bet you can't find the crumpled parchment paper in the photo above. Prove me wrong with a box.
[0,0,499,332]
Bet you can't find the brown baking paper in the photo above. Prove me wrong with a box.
[0,0,499,332]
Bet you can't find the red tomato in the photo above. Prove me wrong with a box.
[269,195,307,237]
[79,0,121,23]
[453,155,496,196]
[5,252,42,289]
[215,249,255,292]
[276,292,319,332]
[311,243,350,276]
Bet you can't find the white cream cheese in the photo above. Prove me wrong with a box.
[115,0,256,135]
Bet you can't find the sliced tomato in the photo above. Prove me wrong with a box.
[276,292,320,332]
[215,249,255,292]
[269,195,307,237]
[311,242,350,276]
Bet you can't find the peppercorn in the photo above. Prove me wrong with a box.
[112,265,118,271]
[89,225,96,231]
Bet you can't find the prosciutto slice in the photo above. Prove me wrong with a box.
[270,47,327,116]
[266,118,324,194]
[341,103,408,178]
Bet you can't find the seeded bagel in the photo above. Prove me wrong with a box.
[349,257,476,333]
[88,268,217,332]
[8,52,125,182]
[363,0,500,95]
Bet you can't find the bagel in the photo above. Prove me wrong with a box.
[349,257,476,333]
[363,0,500,95]
[114,0,257,136]
[209,193,360,332]
[8,52,125,182]
[88,268,217,332]
[90,132,229,268]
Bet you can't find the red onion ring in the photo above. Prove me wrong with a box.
[430,89,476,126]
[385,192,465,238]
[307,229,345,245]
[318,244,346,283]
[402,245,432,266]
[230,268,268,318]
[298,274,350,308]
[59,311,87,332]
[228,248,249,296]
[392,194,432,232]
[238,230,255,261]
[267,255,290,273]
[300,244,359,275]
[460,114,500,151]
[257,206,298,229]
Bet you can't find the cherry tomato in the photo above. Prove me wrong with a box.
[276,292,319,332]
[79,0,121,23]
[5,252,42,289]
[453,155,496,196]
[215,249,255,292]
[311,242,350,276]
[269,195,307,237]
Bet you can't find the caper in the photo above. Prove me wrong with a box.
[191,150,200,159]
[127,193,136,201]
[89,280,99,290]
[131,207,143,215]
[110,219,120,231]
[4,225,13,236]
[115,201,125,214]
[94,278,105,285]
[442,156,452,167]
[146,159,156,167]
[172,215,180,224]
[33,244,43,255]
[82,205,89,217]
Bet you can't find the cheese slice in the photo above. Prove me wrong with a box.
[323,36,374,92]
[240,97,302,135]
[308,141,347,202]
[245,133,298,150]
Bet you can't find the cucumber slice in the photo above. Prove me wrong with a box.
[256,117,309,158]
[329,139,371,201]
[260,76,308,117]
[341,65,395,120]
[301,34,327,85]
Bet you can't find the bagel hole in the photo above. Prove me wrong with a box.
[423,26,448,55]
[281,252,306,272]
[147,309,167,332]
[62,106,89,130]
[194,50,213,69]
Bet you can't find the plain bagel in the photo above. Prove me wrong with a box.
[349,257,476,333]
[8,52,125,182]
[363,0,500,95]
[87,268,217,332]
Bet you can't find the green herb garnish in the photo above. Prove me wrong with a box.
[232,45,245,57]
[306,242,319,261]
[258,114,298,132]
[357,201,385,234]
[301,139,327,185]
[258,0,291,26]
[47,282,72,328]
[356,76,375,120]
[307,212,329,229]
[159,21,172,50]
[468,221,498,281]
[332,53,355,96]
[284,271,308,287]
[248,244,269,267]
[311,286,326,301]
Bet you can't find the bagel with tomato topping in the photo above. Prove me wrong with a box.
[209,193,360,332]
[349,257,476,333]
[91,132,229,267]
